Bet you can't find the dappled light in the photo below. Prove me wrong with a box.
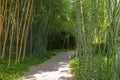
[20,52,74,80]
[0,0,119,80]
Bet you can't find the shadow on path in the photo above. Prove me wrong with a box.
[18,51,74,80]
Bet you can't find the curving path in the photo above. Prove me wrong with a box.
[18,51,74,80]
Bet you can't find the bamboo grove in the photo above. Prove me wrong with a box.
[77,0,120,79]
[0,0,33,67]
[0,0,74,67]
[0,0,120,79]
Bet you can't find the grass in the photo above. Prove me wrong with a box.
[69,54,114,80]
[69,47,120,79]
[69,57,79,80]
[0,51,53,80]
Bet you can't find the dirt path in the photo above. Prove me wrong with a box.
[19,51,74,80]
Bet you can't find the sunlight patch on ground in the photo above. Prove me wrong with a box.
[19,51,74,80]
[24,64,73,80]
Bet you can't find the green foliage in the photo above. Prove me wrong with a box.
[69,55,113,80]
[0,51,52,80]
[92,43,108,55]
[31,0,77,52]
[76,0,120,79]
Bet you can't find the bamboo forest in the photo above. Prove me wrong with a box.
[0,0,120,80]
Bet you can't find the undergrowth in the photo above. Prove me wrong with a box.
[0,52,52,80]
[69,54,113,80]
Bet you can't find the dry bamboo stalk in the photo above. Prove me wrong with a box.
[1,0,4,14]
[15,0,19,64]
[0,0,7,57]
[0,0,2,55]
[1,0,12,58]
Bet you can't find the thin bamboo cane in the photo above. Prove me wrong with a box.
[1,0,8,57]
[1,0,4,15]
[15,0,19,64]
[112,0,117,79]
[0,0,2,56]
[0,0,4,55]
[2,0,12,58]
[15,0,27,63]
[18,0,31,63]
[8,0,18,67]
[77,0,81,75]
[22,0,34,62]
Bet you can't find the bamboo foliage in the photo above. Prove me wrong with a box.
[77,0,120,79]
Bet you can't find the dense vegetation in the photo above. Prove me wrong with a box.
[0,51,52,79]
[0,0,76,79]
[70,52,120,80]
[73,0,120,79]
[0,0,120,80]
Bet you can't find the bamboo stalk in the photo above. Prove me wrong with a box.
[2,0,12,58]
[0,0,2,56]
[22,0,34,62]
[15,0,27,63]
[15,0,19,64]
[77,0,81,75]
[18,0,31,63]
[8,0,18,67]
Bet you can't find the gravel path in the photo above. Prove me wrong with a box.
[19,51,74,80]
